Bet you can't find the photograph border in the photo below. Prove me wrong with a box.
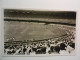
[1,8,77,57]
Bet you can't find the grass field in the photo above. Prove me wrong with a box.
[4,20,75,42]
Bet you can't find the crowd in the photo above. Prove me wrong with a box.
[4,33,75,55]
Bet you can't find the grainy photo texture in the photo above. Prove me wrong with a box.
[4,9,76,56]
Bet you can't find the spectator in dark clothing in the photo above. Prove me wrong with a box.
[55,46,60,53]
[50,46,54,52]
[41,47,46,54]
[23,47,27,54]
[60,43,66,50]
[69,43,75,49]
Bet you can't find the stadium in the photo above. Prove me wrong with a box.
[4,9,76,55]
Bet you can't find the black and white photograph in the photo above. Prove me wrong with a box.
[4,9,76,56]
